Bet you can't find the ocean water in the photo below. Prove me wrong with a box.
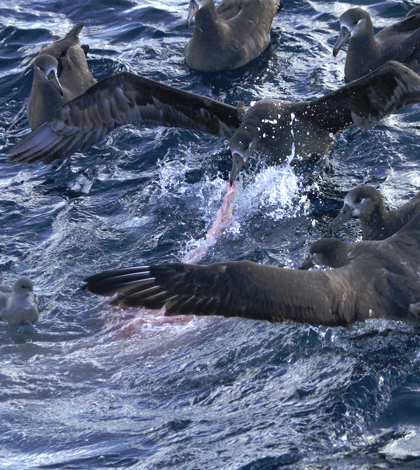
[1,0,420,468]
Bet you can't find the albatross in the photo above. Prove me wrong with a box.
[333,7,420,82]
[27,22,96,130]
[330,185,420,240]
[82,210,420,330]
[184,0,283,72]
[298,238,351,270]
[299,186,420,270]
[6,61,420,185]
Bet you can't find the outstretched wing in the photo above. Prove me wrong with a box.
[298,61,420,133]
[7,71,241,164]
[82,260,369,328]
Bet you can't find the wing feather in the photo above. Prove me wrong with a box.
[82,261,371,327]
[300,61,420,133]
[7,72,241,164]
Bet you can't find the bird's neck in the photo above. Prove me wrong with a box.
[32,75,62,104]
[361,205,388,240]
[30,74,63,127]
[348,19,379,58]
[194,1,220,37]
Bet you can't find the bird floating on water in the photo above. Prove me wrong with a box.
[330,186,420,241]
[27,22,96,130]
[0,277,39,326]
[333,6,420,82]
[299,185,420,270]
[184,0,283,72]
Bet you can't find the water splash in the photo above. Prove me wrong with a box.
[235,163,302,222]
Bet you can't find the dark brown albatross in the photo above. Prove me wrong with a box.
[27,23,96,130]
[184,0,283,72]
[299,185,420,270]
[6,61,420,185]
[333,7,420,82]
[82,211,420,330]
[331,185,420,240]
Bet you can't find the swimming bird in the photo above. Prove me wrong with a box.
[6,61,420,185]
[298,238,351,270]
[0,277,39,326]
[330,186,420,240]
[184,0,283,72]
[299,186,420,271]
[333,7,420,82]
[82,211,420,330]
[27,22,96,129]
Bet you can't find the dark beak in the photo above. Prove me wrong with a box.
[333,26,351,57]
[330,203,352,232]
[298,256,314,270]
[230,153,244,185]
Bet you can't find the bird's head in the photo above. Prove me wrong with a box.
[33,54,63,97]
[333,8,371,57]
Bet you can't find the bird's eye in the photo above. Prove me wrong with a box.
[354,20,359,25]
[355,197,362,203]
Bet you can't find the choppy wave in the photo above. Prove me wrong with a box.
[1,0,420,469]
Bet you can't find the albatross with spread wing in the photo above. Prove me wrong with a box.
[7,61,420,185]
[82,210,420,330]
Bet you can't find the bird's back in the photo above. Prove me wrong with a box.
[185,0,281,71]
[375,13,420,66]
[58,45,97,101]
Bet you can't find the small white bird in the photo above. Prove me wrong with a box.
[0,277,39,326]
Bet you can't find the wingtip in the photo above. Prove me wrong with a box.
[68,22,85,38]
[80,282,89,292]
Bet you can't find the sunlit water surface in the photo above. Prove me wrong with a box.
[1,0,420,468]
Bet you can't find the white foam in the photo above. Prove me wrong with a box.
[155,154,191,196]
[153,152,305,258]
[234,163,302,222]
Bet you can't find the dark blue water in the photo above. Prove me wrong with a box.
[1,0,420,468]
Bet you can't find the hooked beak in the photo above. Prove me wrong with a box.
[298,256,314,270]
[333,26,351,57]
[330,203,352,232]
[48,69,63,97]
[186,0,199,28]
[230,153,244,185]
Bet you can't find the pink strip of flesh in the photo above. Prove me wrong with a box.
[182,182,237,264]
